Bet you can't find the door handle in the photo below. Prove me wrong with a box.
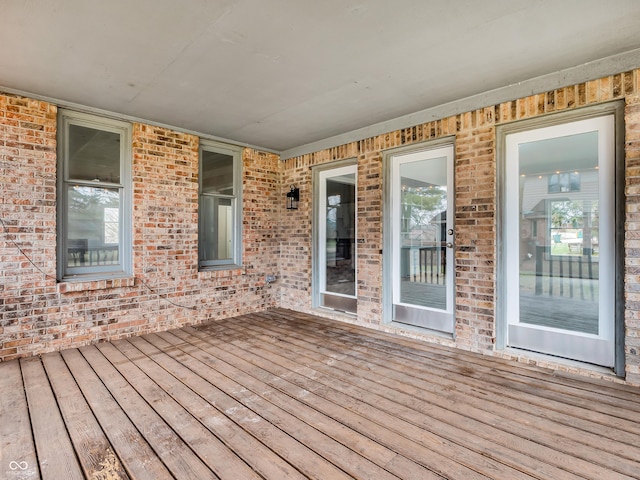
[446,242,454,248]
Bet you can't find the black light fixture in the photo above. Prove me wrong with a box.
[286,185,300,210]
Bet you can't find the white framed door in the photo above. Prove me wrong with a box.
[504,115,615,367]
[386,144,455,332]
[317,164,357,313]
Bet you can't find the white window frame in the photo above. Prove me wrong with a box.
[57,110,132,281]
[198,140,242,270]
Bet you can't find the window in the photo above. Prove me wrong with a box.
[199,141,242,269]
[548,172,580,193]
[57,110,132,280]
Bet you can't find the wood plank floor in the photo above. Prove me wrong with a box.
[2,308,640,479]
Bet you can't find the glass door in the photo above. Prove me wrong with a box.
[317,165,357,313]
[504,115,615,367]
[387,145,455,332]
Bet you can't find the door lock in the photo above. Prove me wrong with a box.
[447,229,454,236]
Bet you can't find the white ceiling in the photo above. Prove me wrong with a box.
[2,0,640,157]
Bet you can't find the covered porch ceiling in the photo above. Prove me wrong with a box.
[2,1,640,158]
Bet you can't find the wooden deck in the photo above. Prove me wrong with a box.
[2,309,640,480]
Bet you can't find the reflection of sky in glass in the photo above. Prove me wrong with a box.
[104,207,119,244]
[70,185,119,209]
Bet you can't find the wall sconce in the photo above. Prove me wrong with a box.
[286,185,300,210]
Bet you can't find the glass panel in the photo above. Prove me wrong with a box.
[66,186,120,267]
[324,174,355,296]
[399,157,447,310]
[518,132,599,334]
[200,196,233,262]
[68,125,121,183]
[202,151,234,195]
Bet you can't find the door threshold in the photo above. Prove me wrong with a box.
[501,346,617,378]
[315,306,357,319]
[388,321,455,342]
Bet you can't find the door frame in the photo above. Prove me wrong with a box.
[383,138,456,332]
[496,102,625,375]
[312,158,358,313]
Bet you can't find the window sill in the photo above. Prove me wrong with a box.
[57,275,135,293]
[198,265,246,279]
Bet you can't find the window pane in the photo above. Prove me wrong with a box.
[68,124,121,183]
[324,174,356,296]
[398,157,448,310]
[103,207,119,244]
[66,186,120,267]
[202,151,234,194]
[200,196,233,262]
[518,131,599,334]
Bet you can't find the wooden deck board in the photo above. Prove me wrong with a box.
[298,311,640,438]
[109,337,303,480]
[20,356,84,480]
[255,311,640,429]
[139,332,355,480]
[1,307,640,480]
[60,348,174,480]
[240,311,640,457]
[78,345,219,480]
[207,312,628,479]
[95,341,261,480]
[151,330,398,480]
[41,352,129,480]
[167,328,451,480]
[0,360,39,480]
[179,325,538,480]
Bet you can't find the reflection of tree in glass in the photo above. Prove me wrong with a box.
[551,200,584,228]
[550,200,600,229]
[402,186,447,230]
[326,194,340,238]
[69,186,119,211]
[590,201,599,230]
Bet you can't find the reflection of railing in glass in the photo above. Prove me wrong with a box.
[534,245,595,300]
[67,241,119,267]
[417,245,445,284]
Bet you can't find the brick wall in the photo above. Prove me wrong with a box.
[453,117,496,353]
[279,157,312,308]
[280,70,640,385]
[3,69,640,385]
[624,94,640,385]
[0,93,280,360]
[0,95,57,359]
[356,151,384,324]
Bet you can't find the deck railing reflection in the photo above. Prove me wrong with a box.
[534,245,595,300]
[415,244,446,285]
